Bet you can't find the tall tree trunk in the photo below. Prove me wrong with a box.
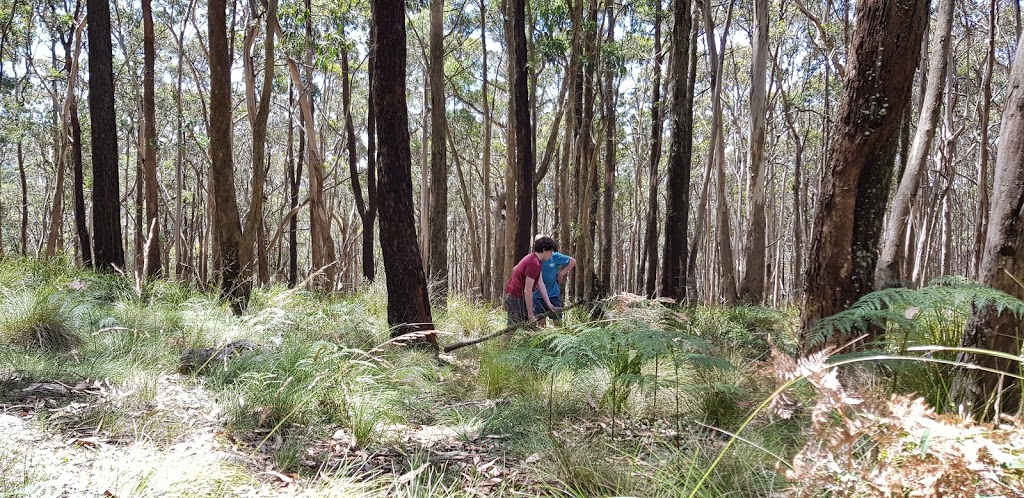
[19,140,28,256]
[599,0,617,295]
[479,0,492,300]
[511,0,535,262]
[373,0,437,343]
[428,0,449,305]
[800,0,927,351]
[209,0,249,312]
[70,97,91,267]
[288,82,301,287]
[973,0,996,280]
[365,21,379,282]
[951,31,1024,417]
[640,0,663,297]
[142,0,161,276]
[242,0,277,288]
[876,0,954,289]
[738,0,769,303]
[661,0,694,301]
[343,48,376,284]
[87,0,126,271]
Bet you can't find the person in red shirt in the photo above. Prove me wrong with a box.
[504,236,559,326]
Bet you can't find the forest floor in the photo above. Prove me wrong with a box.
[0,353,558,497]
[3,260,1023,497]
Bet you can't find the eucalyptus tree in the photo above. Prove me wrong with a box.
[142,0,160,275]
[373,0,436,342]
[876,0,955,289]
[951,30,1024,417]
[87,0,126,271]
[738,0,769,304]
[800,0,928,349]
[427,0,448,304]
[209,0,249,311]
[660,0,694,301]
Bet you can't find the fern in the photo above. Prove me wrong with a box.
[807,277,1024,349]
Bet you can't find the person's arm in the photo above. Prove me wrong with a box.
[557,257,577,285]
[537,276,557,310]
[524,276,537,321]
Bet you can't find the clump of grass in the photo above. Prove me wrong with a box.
[210,338,405,452]
[0,287,86,352]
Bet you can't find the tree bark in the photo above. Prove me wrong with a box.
[973,0,996,280]
[511,0,535,263]
[209,0,249,312]
[599,0,616,296]
[428,0,449,304]
[952,31,1024,416]
[142,0,161,276]
[875,0,954,289]
[479,0,492,300]
[241,0,277,288]
[738,0,769,303]
[87,0,126,271]
[640,0,663,297]
[70,97,91,267]
[373,0,437,342]
[800,0,928,351]
[661,0,694,301]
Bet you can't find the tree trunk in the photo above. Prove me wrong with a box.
[241,0,277,289]
[951,31,1024,417]
[142,0,161,276]
[511,0,535,263]
[373,0,437,342]
[70,98,91,267]
[428,0,449,305]
[19,140,28,256]
[479,0,492,300]
[87,0,126,271]
[599,0,617,295]
[209,0,249,312]
[640,0,663,297]
[973,0,996,280]
[738,0,769,303]
[875,0,954,289]
[800,0,928,351]
[365,21,379,282]
[660,0,694,301]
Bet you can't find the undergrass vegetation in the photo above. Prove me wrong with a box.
[2,259,1022,496]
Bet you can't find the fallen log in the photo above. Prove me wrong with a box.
[443,300,595,353]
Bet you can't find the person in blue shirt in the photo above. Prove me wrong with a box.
[532,235,576,327]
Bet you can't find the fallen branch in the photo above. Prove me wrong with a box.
[443,299,596,353]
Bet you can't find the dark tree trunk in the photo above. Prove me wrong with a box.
[288,82,301,287]
[209,0,249,312]
[70,98,91,267]
[660,0,693,301]
[343,49,376,284]
[373,0,436,342]
[800,0,928,351]
[87,0,125,271]
[951,33,1024,417]
[19,140,28,255]
[143,0,161,276]
[641,0,663,297]
[510,0,534,262]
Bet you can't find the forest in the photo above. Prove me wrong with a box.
[2,0,1024,495]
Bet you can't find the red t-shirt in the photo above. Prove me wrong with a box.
[504,253,542,296]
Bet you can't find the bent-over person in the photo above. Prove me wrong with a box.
[503,236,560,326]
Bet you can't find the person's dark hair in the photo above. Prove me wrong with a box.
[533,236,557,253]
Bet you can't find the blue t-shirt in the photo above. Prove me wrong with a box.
[534,252,572,299]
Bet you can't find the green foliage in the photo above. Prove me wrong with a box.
[809,276,1024,350]
[0,286,86,352]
